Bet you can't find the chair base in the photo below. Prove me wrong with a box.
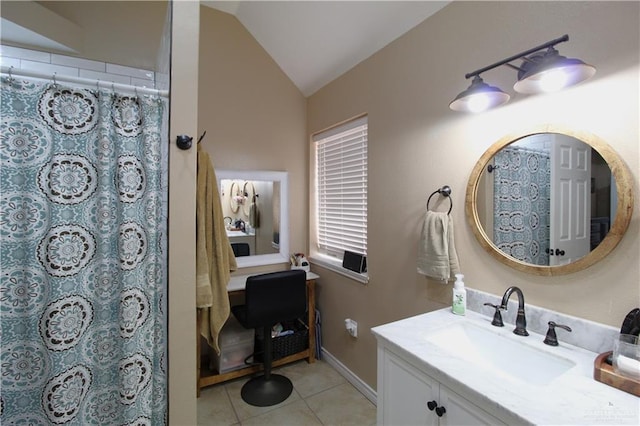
[240,374,293,407]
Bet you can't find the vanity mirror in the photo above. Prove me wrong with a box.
[217,170,289,268]
[466,125,633,276]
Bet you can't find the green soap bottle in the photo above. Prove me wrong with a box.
[452,273,466,316]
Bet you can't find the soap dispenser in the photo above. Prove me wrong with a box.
[452,273,467,316]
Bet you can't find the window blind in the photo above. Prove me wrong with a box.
[314,117,368,260]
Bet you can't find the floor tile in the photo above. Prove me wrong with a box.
[305,382,377,426]
[241,400,322,426]
[197,385,237,426]
[280,360,347,398]
[197,359,376,426]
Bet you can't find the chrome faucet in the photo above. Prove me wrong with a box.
[500,286,529,336]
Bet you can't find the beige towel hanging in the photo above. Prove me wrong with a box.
[196,145,237,354]
[417,211,460,281]
[249,194,260,228]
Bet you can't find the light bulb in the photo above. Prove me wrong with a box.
[467,94,491,113]
[537,68,569,92]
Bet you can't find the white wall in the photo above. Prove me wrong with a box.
[0,45,156,88]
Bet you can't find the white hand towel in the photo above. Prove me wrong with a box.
[417,211,461,281]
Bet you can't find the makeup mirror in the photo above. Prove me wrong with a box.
[217,170,289,268]
[466,125,634,275]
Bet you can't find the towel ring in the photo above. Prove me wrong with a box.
[426,185,453,215]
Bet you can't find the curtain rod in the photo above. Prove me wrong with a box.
[1,66,169,98]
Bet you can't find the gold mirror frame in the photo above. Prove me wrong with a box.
[466,124,634,276]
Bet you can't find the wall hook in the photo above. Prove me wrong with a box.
[176,134,193,150]
[197,130,207,144]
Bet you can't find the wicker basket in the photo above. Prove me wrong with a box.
[255,318,309,361]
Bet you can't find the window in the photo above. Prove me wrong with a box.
[313,116,367,272]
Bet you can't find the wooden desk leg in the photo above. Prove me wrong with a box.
[196,309,201,398]
[307,279,316,363]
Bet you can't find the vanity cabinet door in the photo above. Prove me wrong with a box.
[378,347,438,426]
[378,345,507,426]
[438,385,506,426]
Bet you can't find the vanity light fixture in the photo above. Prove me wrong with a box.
[449,34,595,113]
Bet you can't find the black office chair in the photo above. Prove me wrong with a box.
[231,242,250,257]
[231,270,307,406]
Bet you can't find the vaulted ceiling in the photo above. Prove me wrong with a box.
[1,1,450,97]
[202,1,449,96]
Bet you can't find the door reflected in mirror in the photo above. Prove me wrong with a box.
[466,125,633,276]
[476,134,614,266]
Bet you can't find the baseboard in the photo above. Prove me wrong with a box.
[321,347,377,406]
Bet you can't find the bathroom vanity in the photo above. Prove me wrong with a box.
[372,308,640,425]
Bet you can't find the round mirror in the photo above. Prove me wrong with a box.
[466,125,634,276]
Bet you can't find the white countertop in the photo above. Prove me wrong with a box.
[372,309,640,425]
[226,230,255,237]
[228,271,319,292]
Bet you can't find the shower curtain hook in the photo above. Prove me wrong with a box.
[52,73,58,87]
[8,66,14,81]
[96,79,100,91]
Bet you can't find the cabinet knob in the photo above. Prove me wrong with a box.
[427,400,437,411]
[435,406,447,417]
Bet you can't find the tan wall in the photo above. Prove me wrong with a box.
[168,2,199,423]
[307,1,640,389]
[29,1,168,71]
[197,6,308,276]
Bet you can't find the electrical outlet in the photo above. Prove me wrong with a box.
[345,318,358,338]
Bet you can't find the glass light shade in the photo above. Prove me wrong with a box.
[514,50,596,94]
[449,76,510,113]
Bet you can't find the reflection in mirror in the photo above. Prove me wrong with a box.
[217,170,289,268]
[466,126,633,276]
[477,134,612,266]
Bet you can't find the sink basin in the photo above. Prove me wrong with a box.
[226,230,254,237]
[426,322,576,385]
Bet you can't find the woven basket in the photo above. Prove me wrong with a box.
[255,319,309,361]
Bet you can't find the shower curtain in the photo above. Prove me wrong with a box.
[0,77,167,425]
[493,146,550,265]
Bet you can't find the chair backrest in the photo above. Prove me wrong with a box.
[231,242,250,257]
[243,270,307,327]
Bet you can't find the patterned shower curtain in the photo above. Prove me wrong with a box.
[0,77,167,425]
[493,146,550,265]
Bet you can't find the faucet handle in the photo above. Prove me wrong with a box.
[543,321,572,346]
[484,303,505,327]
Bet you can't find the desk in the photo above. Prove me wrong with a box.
[197,271,319,395]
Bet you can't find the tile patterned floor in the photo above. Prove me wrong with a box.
[197,359,377,426]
